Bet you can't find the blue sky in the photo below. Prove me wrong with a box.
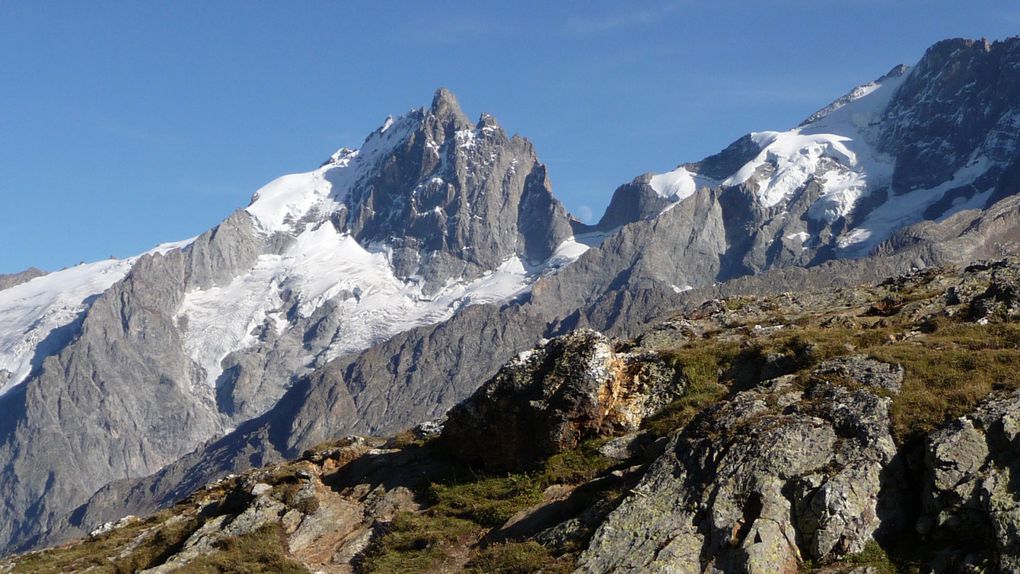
[1,1,1017,273]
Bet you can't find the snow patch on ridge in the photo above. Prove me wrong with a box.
[0,260,136,395]
[648,167,718,203]
[723,131,862,208]
[837,155,996,254]
[692,70,908,229]
[245,114,419,234]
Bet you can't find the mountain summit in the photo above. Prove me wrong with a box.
[0,88,587,553]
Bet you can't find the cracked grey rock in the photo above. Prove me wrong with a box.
[811,356,905,394]
[577,368,906,573]
[921,390,1020,573]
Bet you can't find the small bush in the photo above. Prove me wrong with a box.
[541,440,615,485]
[844,540,899,574]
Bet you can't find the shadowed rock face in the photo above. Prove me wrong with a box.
[442,329,684,472]
[921,389,1020,572]
[879,38,1020,192]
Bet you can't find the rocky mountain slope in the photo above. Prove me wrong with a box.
[7,258,1020,573]
[1,36,1019,556]
[0,89,583,554]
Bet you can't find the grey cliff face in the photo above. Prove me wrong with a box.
[879,38,1020,193]
[0,211,267,552]
[589,178,675,231]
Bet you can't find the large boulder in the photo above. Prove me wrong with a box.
[577,357,907,574]
[920,390,1020,573]
[442,329,684,472]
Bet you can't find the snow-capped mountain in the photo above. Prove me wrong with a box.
[0,88,585,552]
[595,38,1019,273]
[0,89,585,403]
[2,37,1019,555]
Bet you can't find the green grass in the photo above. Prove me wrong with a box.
[361,438,616,573]
[464,541,574,573]
[642,342,737,437]
[358,512,479,574]
[428,474,545,528]
[9,511,200,574]
[872,322,1020,443]
[174,523,309,574]
[640,315,1020,446]
[746,322,1020,443]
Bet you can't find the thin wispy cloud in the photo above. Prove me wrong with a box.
[564,5,678,36]
[402,15,508,45]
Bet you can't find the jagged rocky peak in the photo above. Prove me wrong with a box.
[424,86,472,134]
[249,87,574,289]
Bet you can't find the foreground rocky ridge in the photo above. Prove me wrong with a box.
[8,260,1020,573]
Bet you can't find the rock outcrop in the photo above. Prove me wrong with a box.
[921,390,1020,573]
[0,267,45,291]
[577,364,906,573]
[442,329,684,472]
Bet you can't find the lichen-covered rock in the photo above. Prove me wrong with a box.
[920,390,1020,573]
[577,358,906,573]
[969,269,1020,321]
[441,329,685,472]
[811,355,904,394]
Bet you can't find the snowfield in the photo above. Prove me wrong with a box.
[176,219,589,390]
